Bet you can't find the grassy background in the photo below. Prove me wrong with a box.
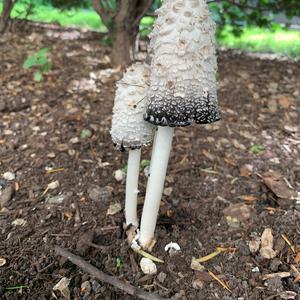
[1,1,300,57]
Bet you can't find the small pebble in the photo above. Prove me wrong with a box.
[88,186,112,203]
[2,172,15,181]
[47,180,60,190]
[269,258,282,272]
[237,240,251,256]
[140,258,157,275]
[12,218,27,226]
[163,187,173,196]
[81,281,91,296]
[91,279,101,293]
[47,152,56,158]
[265,276,283,293]
[46,194,66,204]
[0,186,14,208]
[114,169,125,182]
[157,272,167,283]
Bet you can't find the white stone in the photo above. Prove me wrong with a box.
[140,258,157,275]
[114,169,125,182]
[3,172,15,181]
[48,180,60,190]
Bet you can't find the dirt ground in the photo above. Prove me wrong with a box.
[0,25,300,300]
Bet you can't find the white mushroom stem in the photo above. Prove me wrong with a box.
[149,128,158,176]
[125,148,141,227]
[139,126,175,247]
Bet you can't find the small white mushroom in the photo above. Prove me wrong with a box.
[111,63,154,150]
[139,0,219,248]
[111,63,155,227]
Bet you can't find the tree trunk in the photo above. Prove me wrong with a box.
[110,26,138,67]
[0,0,15,34]
[92,0,152,67]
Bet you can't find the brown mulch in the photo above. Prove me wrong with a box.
[0,25,300,300]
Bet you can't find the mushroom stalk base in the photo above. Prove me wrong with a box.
[125,148,141,227]
[139,126,175,248]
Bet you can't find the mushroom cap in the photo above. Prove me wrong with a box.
[145,0,220,127]
[111,63,155,150]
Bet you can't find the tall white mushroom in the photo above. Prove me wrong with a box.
[139,0,220,248]
[111,62,155,227]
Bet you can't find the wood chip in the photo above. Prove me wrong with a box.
[262,272,291,280]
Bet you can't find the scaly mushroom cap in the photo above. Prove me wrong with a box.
[111,63,155,150]
[145,0,220,127]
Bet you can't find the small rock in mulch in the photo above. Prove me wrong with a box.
[265,276,284,293]
[106,202,122,216]
[2,171,15,181]
[248,237,261,253]
[91,279,101,294]
[223,203,254,228]
[88,186,113,203]
[279,291,298,300]
[81,281,92,297]
[52,277,71,300]
[157,272,167,283]
[45,194,66,204]
[240,164,254,177]
[270,258,282,272]
[140,258,157,275]
[237,240,251,256]
[0,185,14,208]
[114,169,125,182]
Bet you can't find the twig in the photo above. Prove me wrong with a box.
[54,246,167,300]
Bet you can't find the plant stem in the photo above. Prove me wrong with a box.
[125,148,142,227]
[139,126,174,248]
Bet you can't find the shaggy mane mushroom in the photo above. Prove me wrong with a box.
[111,62,155,228]
[139,0,220,249]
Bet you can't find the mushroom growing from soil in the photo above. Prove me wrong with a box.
[111,62,155,227]
[139,0,220,248]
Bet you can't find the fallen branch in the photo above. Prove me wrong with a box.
[54,246,167,300]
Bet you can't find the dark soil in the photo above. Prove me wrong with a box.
[0,25,300,300]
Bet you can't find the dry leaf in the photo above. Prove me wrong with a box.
[202,149,216,161]
[249,238,261,253]
[106,203,122,216]
[260,228,277,259]
[294,253,300,264]
[278,97,291,109]
[53,277,71,300]
[240,164,254,177]
[190,258,205,271]
[223,203,254,226]
[232,139,246,150]
[238,195,257,203]
[262,171,296,199]
[262,272,291,280]
[224,156,237,166]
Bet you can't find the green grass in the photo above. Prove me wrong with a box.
[218,26,300,57]
[1,1,300,57]
[0,2,106,31]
